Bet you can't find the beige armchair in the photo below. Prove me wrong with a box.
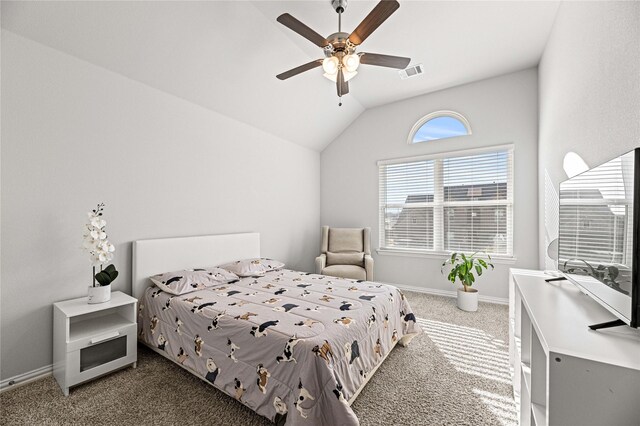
[315,226,374,281]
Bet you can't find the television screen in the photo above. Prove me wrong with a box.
[558,148,638,327]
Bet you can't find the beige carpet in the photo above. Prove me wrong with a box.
[0,292,516,426]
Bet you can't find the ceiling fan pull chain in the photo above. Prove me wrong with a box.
[338,96,342,107]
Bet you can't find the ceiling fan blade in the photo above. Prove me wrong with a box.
[336,69,349,97]
[360,52,411,69]
[348,0,400,45]
[276,59,323,80]
[277,13,329,48]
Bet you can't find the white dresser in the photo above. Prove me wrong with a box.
[509,269,640,426]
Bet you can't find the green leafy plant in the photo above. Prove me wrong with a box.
[94,264,119,287]
[441,252,494,292]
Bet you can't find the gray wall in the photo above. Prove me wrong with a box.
[321,69,540,300]
[0,30,320,380]
[538,1,640,269]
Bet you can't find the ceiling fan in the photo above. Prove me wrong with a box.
[276,0,411,105]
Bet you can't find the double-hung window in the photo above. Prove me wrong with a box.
[378,145,514,257]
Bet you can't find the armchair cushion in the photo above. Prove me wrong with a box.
[326,251,364,266]
[328,228,364,253]
[321,265,367,281]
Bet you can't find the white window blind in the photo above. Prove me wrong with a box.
[378,146,514,256]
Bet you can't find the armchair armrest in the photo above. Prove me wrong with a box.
[315,254,326,275]
[364,255,374,281]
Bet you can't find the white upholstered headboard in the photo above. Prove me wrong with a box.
[132,233,260,301]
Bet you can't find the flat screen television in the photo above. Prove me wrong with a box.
[557,148,639,329]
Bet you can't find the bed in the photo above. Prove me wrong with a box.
[133,233,421,425]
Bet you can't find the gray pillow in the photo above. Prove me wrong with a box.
[326,251,364,266]
[150,267,239,296]
[218,258,285,277]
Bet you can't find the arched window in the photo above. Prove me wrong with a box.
[408,111,472,144]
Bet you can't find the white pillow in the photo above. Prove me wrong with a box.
[150,267,239,295]
[218,258,285,277]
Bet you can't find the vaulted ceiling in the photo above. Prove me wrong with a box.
[2,1,560,151]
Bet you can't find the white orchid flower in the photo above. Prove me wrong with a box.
[99,242,114,253]
[83,204,115,267]
[90,218,106,228]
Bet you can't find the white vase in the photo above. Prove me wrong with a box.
[88,284,111,304]
[457,287,478,312]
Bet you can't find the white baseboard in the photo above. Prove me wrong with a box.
[395,283,508,305]
[0,364,53,393]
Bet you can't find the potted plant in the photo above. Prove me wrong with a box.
[441,252,494,312]
[82,203,118,304]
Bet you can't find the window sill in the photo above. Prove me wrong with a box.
[375,248,518,265]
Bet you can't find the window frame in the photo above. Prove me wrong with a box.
[407,110,472,145]
[377,144,516,263]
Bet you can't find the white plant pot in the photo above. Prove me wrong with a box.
[88,284,111,304]
[457,287,478,312]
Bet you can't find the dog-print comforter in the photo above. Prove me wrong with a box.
[138,269,422,425]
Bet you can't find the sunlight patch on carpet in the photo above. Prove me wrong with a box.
[417,317,517,425]
[417,318,512,384]
[473,389,518,426]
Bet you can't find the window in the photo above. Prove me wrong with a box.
[408,111,472,144]
[378,146,514,257]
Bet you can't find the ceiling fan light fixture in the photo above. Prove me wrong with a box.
[343,69,357,82]
[323,69,358,83]
[322,56,340,75]
[323,72,336,82]
[342,54,360,72]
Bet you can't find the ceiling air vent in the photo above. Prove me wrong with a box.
[399,64,424,80]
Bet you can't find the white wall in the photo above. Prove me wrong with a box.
[0,30,320,381]
[321,69,539,300]
[538,1,640,269]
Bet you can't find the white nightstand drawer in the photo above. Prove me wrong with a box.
[65,324,137,387]
[67,322,136,352]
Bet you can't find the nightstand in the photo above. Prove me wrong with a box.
[53,291,137,396]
